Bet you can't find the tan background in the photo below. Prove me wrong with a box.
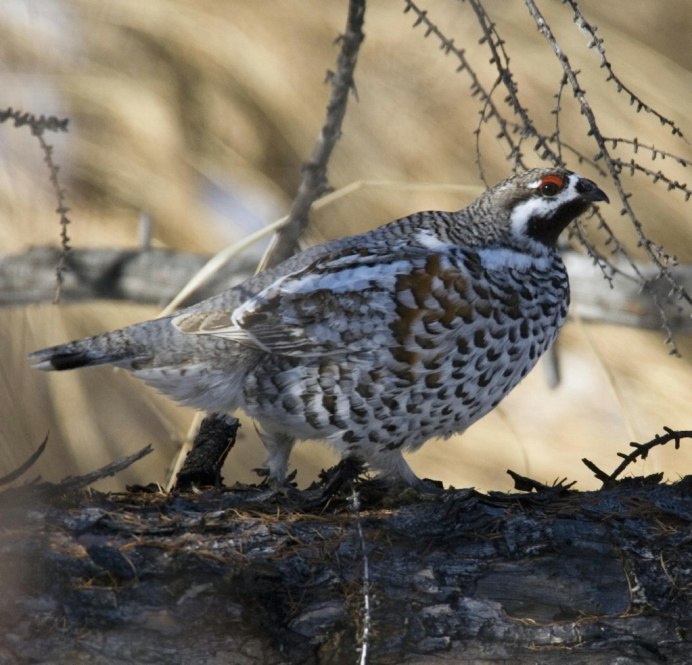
[1,1,690,491]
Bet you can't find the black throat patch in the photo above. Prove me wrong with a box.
[526,200,589,246]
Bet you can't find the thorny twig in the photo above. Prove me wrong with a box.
[406,1,690,354]
[523,0,692,354]
[603,137,690,168]
[562,0,685,139]
[551,75,569,164]
[257,0,366,271]
[402,0,529,172]
[612,159,692,202]
[467,0,560,166]
[0,108,71,302]
[583,428,692,488]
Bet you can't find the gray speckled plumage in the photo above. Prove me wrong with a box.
[29,168,608,487]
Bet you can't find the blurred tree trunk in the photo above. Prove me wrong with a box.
[3,245,691,332]
[1,476,690,664]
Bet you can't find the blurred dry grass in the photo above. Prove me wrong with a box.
[1,0,690,491]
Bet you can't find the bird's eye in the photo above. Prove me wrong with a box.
[539,175,564,197]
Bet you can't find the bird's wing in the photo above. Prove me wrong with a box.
[173,242,478,358]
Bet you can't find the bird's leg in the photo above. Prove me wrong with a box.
[254,426,297,491]
[373,451,444,494]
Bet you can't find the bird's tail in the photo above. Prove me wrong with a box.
[29,315,255,413]
[28,324,160,372]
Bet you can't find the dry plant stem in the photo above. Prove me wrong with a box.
[0,436,48,486]
[351,488,372,665]
[257,0,366,272]
[582,428,692,487]
[157,179,481,315]
[159,217,290,317]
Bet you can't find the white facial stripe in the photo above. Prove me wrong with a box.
[510,197,560,236]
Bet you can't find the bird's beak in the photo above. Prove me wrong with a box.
[576,177,610,204]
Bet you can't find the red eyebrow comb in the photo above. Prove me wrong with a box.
[540,174,564,189]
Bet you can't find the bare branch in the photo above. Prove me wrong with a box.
[258,0,366,271]
[603,137,690,167]
[612,159,691,202]
[467,0,560,165]
[56,445,153,493]
[0,246,255,308]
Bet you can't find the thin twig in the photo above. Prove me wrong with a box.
[611,159,691,202]
[603,137,690,167]
[257,0,366,271]
[403,0,528,172]
[467,0,560,166]
[582,428,692,487]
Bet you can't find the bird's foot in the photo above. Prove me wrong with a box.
[252,467,300,501]
[361,474,445,505]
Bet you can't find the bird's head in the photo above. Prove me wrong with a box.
[469,168,609,248]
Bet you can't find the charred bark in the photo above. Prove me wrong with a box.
[1,469,690,664]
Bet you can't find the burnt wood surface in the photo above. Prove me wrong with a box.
[1,471,691,664]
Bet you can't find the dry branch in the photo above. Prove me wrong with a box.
[4,245,691,333]
[258,0,366,271]
[0,246,255,308]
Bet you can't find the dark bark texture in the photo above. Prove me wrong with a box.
[1,474,691,664]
